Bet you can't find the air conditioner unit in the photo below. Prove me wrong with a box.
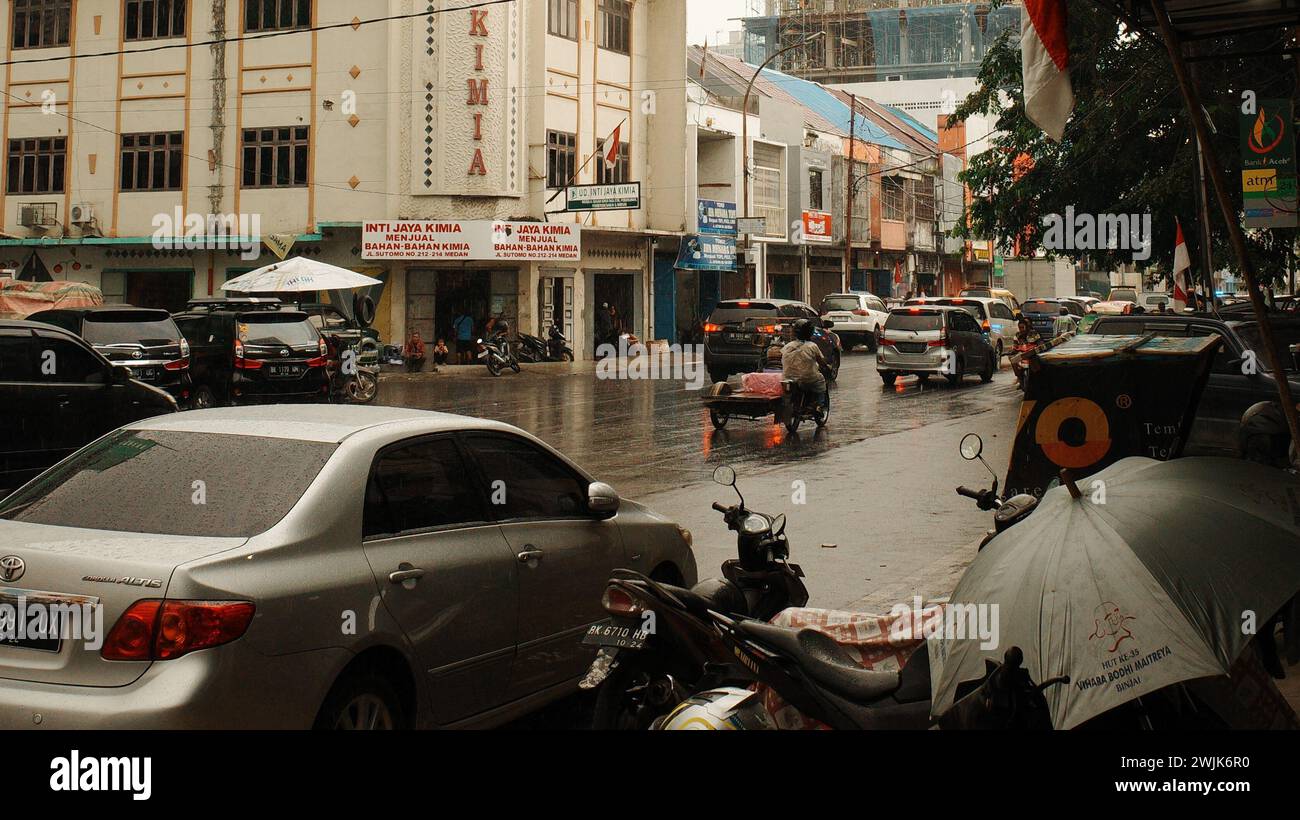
[18,204,56,229]
[70,202,94,224]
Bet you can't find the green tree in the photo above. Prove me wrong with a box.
[951,3,1297,286]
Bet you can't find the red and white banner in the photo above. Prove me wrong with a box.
[802,210,833,243]
[1022,0,1074,142]
[361,221,580,261]
[1172,219,1191,309]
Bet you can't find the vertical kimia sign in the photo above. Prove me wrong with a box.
[467,9,491,176]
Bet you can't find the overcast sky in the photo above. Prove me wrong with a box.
[686,0,753,47]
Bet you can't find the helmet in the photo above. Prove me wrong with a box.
[494,320,510,334]
[765,344,783,367]
[792,318,815,341]
[1238,401,1294,467]
[656,688,777,731]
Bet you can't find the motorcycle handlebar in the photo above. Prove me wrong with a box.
[712,502,729,513]
[955,486,984,501]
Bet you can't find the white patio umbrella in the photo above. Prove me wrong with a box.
[222,256,381,293]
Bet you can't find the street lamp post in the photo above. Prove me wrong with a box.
[740,31,824,297]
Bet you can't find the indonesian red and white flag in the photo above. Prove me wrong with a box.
[1172,219,1191,309]
[1022,0,1074,141]
[602,124,622,170]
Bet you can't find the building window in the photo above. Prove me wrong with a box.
[244,0,311,33]
[6,137,67,194]
[596,142,629,185]
[12,0,72,49]
[125,0,186,41]
[548,0,577,41]
[546,130,577,189]
[241,127,309,189]
[882,176,905,222]
[752,142,784,239]
[120,132,184,192]
[808,168,823,212]
[597,0,630,55]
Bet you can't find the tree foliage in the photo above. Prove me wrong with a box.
[951,3,1298,285]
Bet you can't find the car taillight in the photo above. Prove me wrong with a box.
[703,323,723,333]
[233,339,262,369]
[852,309,869,316]
[756,324,778,334]
[318,337,328,357]
[601,585,642,616]
[102,600,255,661]
[982,320,992,331]
[180,338,190,358]
[164,357,189,371]
[306,356,328,368]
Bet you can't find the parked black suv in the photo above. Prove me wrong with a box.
[26,306,194,408]
[0,319,177,496]
[703,298,841,382]
[172,298,330,407]
[1089,312,1300,453]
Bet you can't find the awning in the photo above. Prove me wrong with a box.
[1092,1,1300,43]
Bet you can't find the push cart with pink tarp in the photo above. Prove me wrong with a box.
[0,279,103,320]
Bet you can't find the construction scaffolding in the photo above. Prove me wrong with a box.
[743,1,1021,84]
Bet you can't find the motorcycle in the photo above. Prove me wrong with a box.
[477,331,520,376]
[781,379,829,434]
[954,433,1040,550]
[517,323,575,363]
[326,336,379,404]
[582,465,808,729]
[1009,339,1039,389]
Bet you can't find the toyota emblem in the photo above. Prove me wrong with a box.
[0,555,25,583]
[131,350,143,359]
[280,348,290,357]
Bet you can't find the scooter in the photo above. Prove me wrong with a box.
[1009,339,1039,389]
[517,323,575,363]
[781,379,829,434]
[954,433,1040,550]
[477,331,520,376]
[582,465,808,729]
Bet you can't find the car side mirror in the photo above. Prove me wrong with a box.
[588,482,620,517]
[110,365,132,384]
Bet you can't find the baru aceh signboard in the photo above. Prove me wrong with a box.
[361,221,580,261]
[564,183,641,212]
[1240,97,1298,229]
[697,200,737,236]
[675,234,736,271]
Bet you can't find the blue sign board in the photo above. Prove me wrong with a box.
[697,200,737,236]
[675,234,736,271]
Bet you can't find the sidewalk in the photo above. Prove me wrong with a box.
[379,360,590,381]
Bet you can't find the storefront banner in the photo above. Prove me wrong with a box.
[802,210,833,243]
[697,200,737,236]
[361,221,580,261]
[675,234,736,271]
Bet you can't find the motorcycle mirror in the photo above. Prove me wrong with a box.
[712,465,736,487]
[959,433,983,461]
[772,513,787,535]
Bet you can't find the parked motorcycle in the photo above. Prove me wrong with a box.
[582,465,808,729]
[477,330,520,376]
[517,323,575,363]
[954,433,1040,550]
[326,336,379,404]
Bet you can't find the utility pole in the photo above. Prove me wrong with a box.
[845,93,856,293]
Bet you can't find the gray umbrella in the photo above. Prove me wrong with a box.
[929,456,1300,729]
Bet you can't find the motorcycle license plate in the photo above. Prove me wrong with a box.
[581,616,647,650]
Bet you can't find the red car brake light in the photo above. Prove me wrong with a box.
[703,323,723,334]
[852,309,869,316]
[233,339,262,370]
[164,357,189,371]
[103,600,256,661]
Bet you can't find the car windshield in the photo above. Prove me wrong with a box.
[886,312,943,331]
[0,429,337,536]
[83,313,179,347]
[1022,302,1060,315]
[238,313,319,346]
[820,297,861,312]
[1236,322,1300,372]
[708,302,778,324]
[1109,290,1138,302]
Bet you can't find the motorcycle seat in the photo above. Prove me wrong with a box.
[659,581,746,618]
[736,620,902,703]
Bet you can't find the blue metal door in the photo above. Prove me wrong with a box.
[653,255,676,342]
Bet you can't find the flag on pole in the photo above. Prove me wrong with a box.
[1172,219,1191,309]
[602,124,622,170]
[1021,0,1074,142]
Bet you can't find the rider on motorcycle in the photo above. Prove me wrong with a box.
[1014,317,1040,347]
[782,319,830,411]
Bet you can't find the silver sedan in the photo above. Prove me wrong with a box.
[0,406,697,728]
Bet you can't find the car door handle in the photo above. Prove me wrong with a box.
[517,547,544,564]
[388,567,425,584]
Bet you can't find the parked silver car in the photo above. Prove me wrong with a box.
[0,406,696,729]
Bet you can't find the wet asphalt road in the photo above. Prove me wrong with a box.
[379,351,1024,612]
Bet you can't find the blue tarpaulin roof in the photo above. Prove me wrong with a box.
[756,65,907,150]
[882,105,939,144]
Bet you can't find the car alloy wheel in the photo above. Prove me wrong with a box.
[333,693,394,730]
